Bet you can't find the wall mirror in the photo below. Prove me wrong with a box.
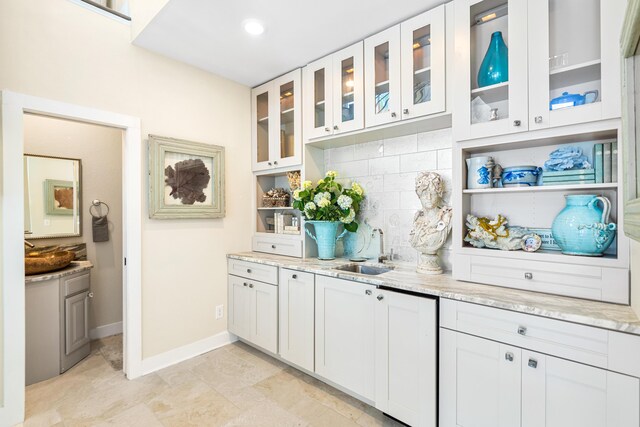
[24,154,82,239]
[622,0,640,241]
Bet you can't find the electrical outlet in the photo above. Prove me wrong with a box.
[215,305,224,320]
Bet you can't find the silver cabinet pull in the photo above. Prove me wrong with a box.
[247,268,252,273]
[249,283,254,288]
[333,125,339,130]
[528,358,538,369]
[268,162,272,166]
[324,127,330,132]
[274,161,278,165]
[365,289,372,296]
[534,116,543,123]
[505,352,514,362]
[377,294,384,301]
[524,272,533,280]
[403,108,409,115]
[292,274,297,279]
[271,245,276,249]
[518,326,527,336]
[513,120,521,126]
[390,112,397,118]
[243,282,248,287]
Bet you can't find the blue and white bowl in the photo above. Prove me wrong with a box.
[501,166,542,187]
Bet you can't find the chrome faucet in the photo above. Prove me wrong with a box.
[372,228,391,263]
[24,240,35,248]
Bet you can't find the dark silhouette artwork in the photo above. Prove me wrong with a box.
[164,158,211,205]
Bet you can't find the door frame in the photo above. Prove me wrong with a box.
[0,90,143,426]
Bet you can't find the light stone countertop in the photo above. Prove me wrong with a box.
[228,252,640,336]
[25,261,93,284]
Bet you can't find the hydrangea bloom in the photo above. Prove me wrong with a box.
[337,195,353,209]
[326,170,337,179]
[340,208,356,224]
[317,198,331,208]
[293,189,302,201]
[302,180,313,190]
[304,202,316,211]
[351,182,364,196]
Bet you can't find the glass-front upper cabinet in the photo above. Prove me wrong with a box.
[527,0,625,130]
[453,0,528,141]
[400,5,446,119]
[251,69,302,171]
[303,42,364,140]
[365,25,402,127]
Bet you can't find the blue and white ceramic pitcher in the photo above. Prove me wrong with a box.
[466,156,493,189]
[305,221,348,260]
[551,195,617,256]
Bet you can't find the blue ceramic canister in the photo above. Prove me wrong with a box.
[501,166,542,187]
[551,195,617,256]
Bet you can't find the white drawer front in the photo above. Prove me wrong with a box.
[227,259,278,285]
[441,299,610,369]
[465,254,628,304]
[252,236,302,258]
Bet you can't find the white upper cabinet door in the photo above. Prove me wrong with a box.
[270,69,302,169]
[527,0,626,130]
[374,290,437,427]
[440,330,522,427]
[332,42,364,134]
[521,350,640,427]
[453,0,529,141]
[303,56,333,140]
[315,276,376,401]
[278,268,315,372]
[400,5,446,120]
[251,82,272,171]
[365,25,402,127]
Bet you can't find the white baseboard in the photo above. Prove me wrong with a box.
[90,321,123,340]
[140,331,237,376]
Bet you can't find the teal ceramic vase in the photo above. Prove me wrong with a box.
[342,231,358,258]
[551,195,617,256]
[478,31,509,88]
[305,221,348,260]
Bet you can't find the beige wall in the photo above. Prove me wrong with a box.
[24,114,124,331]
[0,0,252,358]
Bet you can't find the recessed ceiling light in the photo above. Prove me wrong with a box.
[243,19,265,36]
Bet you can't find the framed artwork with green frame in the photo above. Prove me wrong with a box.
[45,179,75,216]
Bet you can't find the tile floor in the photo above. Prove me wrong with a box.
[22,336,404,426]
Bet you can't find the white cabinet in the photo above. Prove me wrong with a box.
[374,289,437,427]
[279,268,315,371]
[227,274,278,354]
[315,276,376,401]
[453,0,625,141]
[251,68,302,171]
[303,42,365,140]
[365,5,447,128]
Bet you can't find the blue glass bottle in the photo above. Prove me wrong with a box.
[478,31,509,88]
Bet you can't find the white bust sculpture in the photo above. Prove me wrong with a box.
[409,172,453,275]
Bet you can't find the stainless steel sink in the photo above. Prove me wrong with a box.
[333,264,393,275]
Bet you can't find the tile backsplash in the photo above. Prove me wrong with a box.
[324,128,453,270]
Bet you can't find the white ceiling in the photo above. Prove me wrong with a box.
[133,0,447,87]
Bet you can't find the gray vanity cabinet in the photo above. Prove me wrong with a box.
[26,269,92,385]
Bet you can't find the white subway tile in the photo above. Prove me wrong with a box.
[358,175,384,193]
[417,128,453,152]
[400,151,437,173]
[333,159,369,178]
[384,209,416,229]
[383,172,417,192]
[354,140,384,160]
[369,156,400,175]
[437,149,452,169]
[400,191,422,210]
[330,145,355,163]
[384,134,418,156]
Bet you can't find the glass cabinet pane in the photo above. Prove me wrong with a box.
[412,25,432,106]
[341,57,355,122]
[256,91,269,163]
[314,69,326,129]
[374,42,390,114]
[280,81,295,159]
[548,0,601,110]
[470,1,510,124]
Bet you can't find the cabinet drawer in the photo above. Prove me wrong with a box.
[63,272,90,297]
[441,299,610,369]
[458,254,628,304]
[228,259,278,285]
[252,235,302,258]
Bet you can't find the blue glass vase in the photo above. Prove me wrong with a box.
[478,31,509,88]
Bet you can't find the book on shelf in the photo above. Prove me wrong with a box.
[603,142,612,183]
[612,142,618,183]
[542,169,595,178]
[593,143,604,183]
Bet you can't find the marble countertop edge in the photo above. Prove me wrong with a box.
[25,261,94,283]
[227,252,640,336]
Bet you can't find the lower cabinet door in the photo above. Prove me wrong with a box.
[279,268,315,371]
[315,276,376,401]
[228,275,252,340]
[439,329,522,427]
[521,350,640,427]
[65,291,90,355]
[249,280,278,354]
[374,290,437,427]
